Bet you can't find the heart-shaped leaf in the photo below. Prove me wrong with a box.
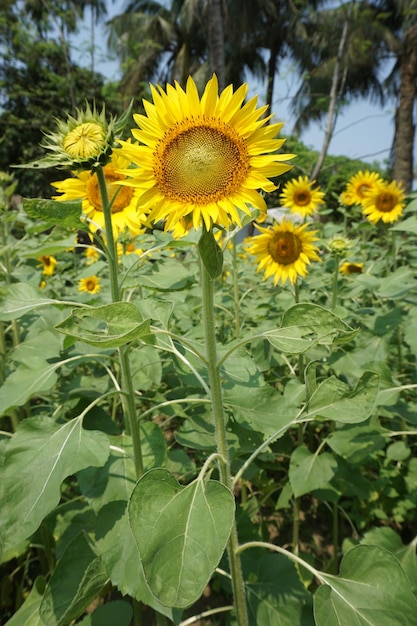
[128,469,235,608]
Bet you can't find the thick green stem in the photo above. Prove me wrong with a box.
[331,256,340,311]
[96,166,143,479]
[231,236,241,339]
[201,261,249,626]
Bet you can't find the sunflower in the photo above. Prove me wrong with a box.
[51,152,146,238]
[361,180,405,224]
[340,170,383,206]
[78,275,101,294]
[280,175,324,217]
[246,218,320,285]
[37,255,57,276]
[340,262,364,275]
[115,74,295,233]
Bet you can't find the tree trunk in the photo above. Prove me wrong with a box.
[392,22,417,193]
[207,0,226,90]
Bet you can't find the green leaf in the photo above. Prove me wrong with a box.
[78,425,167,513]
[264,303,357,354]
[289,446,339,498]
[55,302,151,347]
[95,501,182,624]
[243,552,314,626]
[76,601,132,626]
[4,576,46,626]
[314,545,417,626]
[224,384,297,437]
[302,372,379,423]
[0,416,109,559]
[198,228,223,279]
[327,423,386,464]
[0,360,59,414]
[39,532,108,626]
[129,258,194,291]
[0,282,61,320]
[128,468,235,608]
[23,198,85,229]
[390,215,417,234]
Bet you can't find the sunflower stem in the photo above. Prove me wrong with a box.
[331,255,340,311]
[96,166,144,479]
[231,236,241,339]
[200,255,249,626]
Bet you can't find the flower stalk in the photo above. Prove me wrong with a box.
[201,257,249,626]
[96,166,143,479]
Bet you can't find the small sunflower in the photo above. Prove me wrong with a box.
[280,175,324,217]
[51,152,147,238]
[78,275,101,294]
[246,218,320,285]
[115,74,295,233]
[340,262,364,275]
[361,180,405,224]
[37,255,57,276]
[340,170,383,206]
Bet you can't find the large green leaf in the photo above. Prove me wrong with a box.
[0,360,59,414]
[314,545,417,626]
[4,577,45,626]
[0,416,109,559]
[289,446,339,498]
[39,532,108,626]
[244,553,314,626]
[302,372,379,423]
[263,303,357,354]
[0,283,61,320]
[327,423,386,464]
[78,425,167,513]
[23,198,85,229]
[95,501,182,624]
[55,302,151,347]
[128,468,235,608]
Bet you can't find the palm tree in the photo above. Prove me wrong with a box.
[107,0,207,97]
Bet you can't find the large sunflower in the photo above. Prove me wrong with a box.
[361,180,405,224]
[51,152,146,237]
[340,170,383,206]
[115,75,295,232]
[246,218,320,285]
[280,175,324,217]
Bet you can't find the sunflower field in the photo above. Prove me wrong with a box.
[1,77,417,626]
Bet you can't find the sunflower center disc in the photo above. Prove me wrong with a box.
[157,125,248,203]
[86,168,134,213]
[377,192,395,213]
[268,231,302,265]
[294,191,311,206]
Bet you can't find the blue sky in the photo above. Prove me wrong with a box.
[71,1,414,175]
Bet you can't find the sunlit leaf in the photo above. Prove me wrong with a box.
[314,545,417,626]
[198,228,223,279]
[128,469,235,607]
[0,416,109,559]
[55,302,151,347]
[289,446,339,498]
[23,198,84,229]
[3,577,45,626]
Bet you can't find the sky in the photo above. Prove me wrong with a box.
[70,1,414,176]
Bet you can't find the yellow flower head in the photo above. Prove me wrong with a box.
[340,170,383,206]
[78,275,101,294]
[280,175,324,217]
[340,262,364,275]
[51,151,147,238]
[115,74,295,233]
[361,179,405,224]
[37,255,57,276]
[85,246,100,264]
[246,218,320,285]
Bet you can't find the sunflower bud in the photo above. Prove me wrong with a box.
[326,235,356,257]
[18,102,132,172]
